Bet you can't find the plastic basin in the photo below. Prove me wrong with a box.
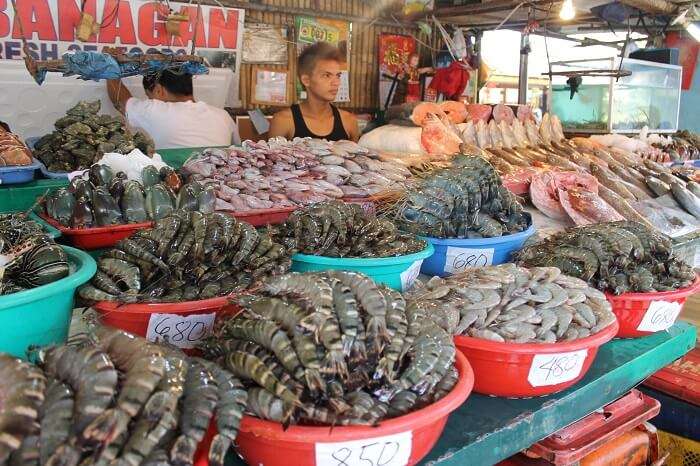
[39,213,152,250]
[0,158,40,185]
[291,242,435,291]
[420,224,536,277]
[92,297,241,353]
[0,246,96,358]
[229,351,473,466]
[454,319,618,398]
[606,275,700,338]
[223,206,297,227]
[0,179,70,213]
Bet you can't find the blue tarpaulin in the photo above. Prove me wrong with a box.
[34,50,209,85]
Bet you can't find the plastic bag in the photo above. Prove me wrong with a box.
[96,149,168,183]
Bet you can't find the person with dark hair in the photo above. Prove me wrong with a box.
[269,42,359,142]
[107,70,239,149]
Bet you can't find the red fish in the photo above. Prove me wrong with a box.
[559,188,625,225]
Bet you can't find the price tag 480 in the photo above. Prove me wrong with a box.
[528,349,588,388]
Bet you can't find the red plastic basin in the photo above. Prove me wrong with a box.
[222,206,297,227]
[454,320,619,398]
[92,296,240,354]
[212,351,473,466]
[39,213,152,250]
[606,275,700,338]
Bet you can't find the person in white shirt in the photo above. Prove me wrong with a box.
[107,70,240,149]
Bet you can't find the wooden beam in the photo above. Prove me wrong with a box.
[433,0,556,18]
[213,0,414,28]
[619,0,677,15]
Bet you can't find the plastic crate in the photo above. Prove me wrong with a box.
[658,430,700,466]
[0,179,70,213]
[641,386,700,440]
[644,347,700,406]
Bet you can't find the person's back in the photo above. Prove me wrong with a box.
[108,70,240,149]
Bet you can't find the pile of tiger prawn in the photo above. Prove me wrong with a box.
[202,271,458,426]
[517,221,696,294]
[384,154,531,238]
[79,210,291,303]
[406,264,617,343]
[0,213,68,296]
[272,201,426,258]
[0,326,247,466]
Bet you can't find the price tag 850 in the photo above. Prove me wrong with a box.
[444,246,494,274]
[145,313,216,349]
[528,349,588,387]
[315,431,412,466]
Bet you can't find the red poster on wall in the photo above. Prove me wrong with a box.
[666,31,700,90]
[378,33,416,106]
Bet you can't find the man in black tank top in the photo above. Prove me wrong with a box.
[269,42,359,142]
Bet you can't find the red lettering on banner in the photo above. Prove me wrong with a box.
[0,0,10,38]
[12,0,57,41]
[98,0,136,45]
[207,8,238,49]
[138,2,169,46]
[171,6,206,48]
[58,0,97,42]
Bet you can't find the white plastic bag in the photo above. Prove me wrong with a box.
[96,149,168,183]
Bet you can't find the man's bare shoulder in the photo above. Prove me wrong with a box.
[273,108,294,120]
[338,108,357,120]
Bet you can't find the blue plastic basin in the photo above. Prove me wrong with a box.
[291,243,435,291]
[420,224,536,277]
[0,158,40,185]
[0,246,96,358]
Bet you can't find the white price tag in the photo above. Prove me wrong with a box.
[444,246,494,274]
[637,301,682,332]
[315,431,412,466]
[400,260,423,291]
[528,349,588,387]
[145,313,216,349]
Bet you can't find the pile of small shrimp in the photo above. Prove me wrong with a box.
[405,264,618,343]
[0,326,246,466]
[271,200,426,258]
[79,210,291,303]
[182,138,411,212]
[201,271,458,426]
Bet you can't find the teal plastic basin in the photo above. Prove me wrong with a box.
[0,246,96,358]
[291,243,435,291]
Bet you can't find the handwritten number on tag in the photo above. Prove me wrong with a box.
[316,432,411,466]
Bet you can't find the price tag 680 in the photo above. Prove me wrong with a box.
[528,349,588,387]
[444,246,494,274]
[637,301,682,332]
[145,313,216,349]
[315,431,412,466]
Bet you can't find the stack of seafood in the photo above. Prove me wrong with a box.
[202,271,458,426]
[271,201,426,258]
[516,221,696,294]
[0,326,246,466]
[44,164,208,228]
[405,264,617,343]
[33,101,154,172]
[182,138,411,212]
[0,213,68,295]
[0,125,33,166]
[384,155,531,238]
[79,210,290,302]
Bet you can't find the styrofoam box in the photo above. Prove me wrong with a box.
[0,59,234,141]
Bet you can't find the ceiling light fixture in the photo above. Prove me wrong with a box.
[559,0,576,21]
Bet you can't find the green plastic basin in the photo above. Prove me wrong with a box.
[158,146,226,169]
[291,243,435,291]
[0,179,69,213]
[0,246,96,358]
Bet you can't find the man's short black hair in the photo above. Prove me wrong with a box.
[142,69,193,96]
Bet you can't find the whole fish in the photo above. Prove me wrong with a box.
[645,176,671,197]
[670,181,700,219]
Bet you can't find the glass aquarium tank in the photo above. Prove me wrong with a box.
[549,58,681,133]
